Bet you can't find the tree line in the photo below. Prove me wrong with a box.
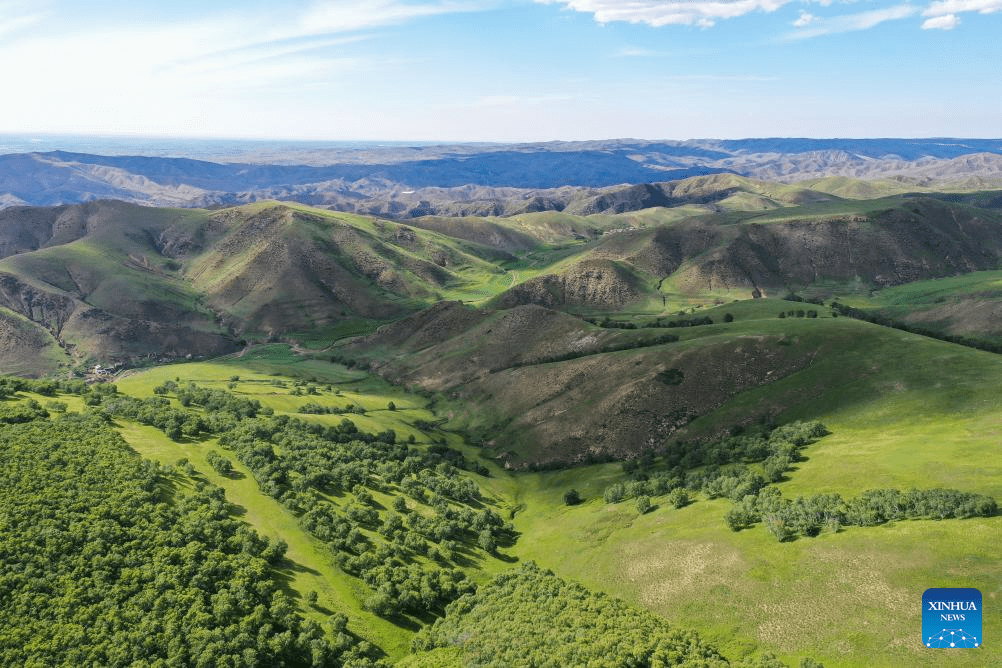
[831,301,1002,354]
[725,486,997,541]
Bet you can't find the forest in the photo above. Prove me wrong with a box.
[0,411,381,667]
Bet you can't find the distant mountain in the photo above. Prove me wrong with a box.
[2,139,1002,214]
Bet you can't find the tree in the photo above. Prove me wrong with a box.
[723,313,734,323]
[636,496,652,514]
[563,489,582,506]
[478,529,496,553]
[603,483,625,504]
[764,515,793,542]
[668,488,690,509]
[387,401,396,411]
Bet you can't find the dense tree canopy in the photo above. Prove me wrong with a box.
[409,562,807,668]
[0,412,382,667]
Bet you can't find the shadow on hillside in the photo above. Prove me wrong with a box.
[284,559,322,577]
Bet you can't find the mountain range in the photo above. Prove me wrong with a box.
[3,138,1002,215]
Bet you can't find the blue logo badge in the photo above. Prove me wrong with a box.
[923,588,982,648]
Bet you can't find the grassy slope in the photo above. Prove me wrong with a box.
[112,348,519,662]
[0,306,69,375]
[839,271,1002,343]
[496,304,1002,668]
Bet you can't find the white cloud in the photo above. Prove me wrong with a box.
[921,12,961,27]
[541,0,996,35]
[923,0,1002,17]
[0,1,487,90]
[536,0,792,27]
[793,11,817,27]
[787,3,918,39]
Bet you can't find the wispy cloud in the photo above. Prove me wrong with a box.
[160,34,375,80]
[536,0,792,28]
[0,1,487,94]
[297,0,490,35]
[786,3,918,39]
[0,0,492,136]
[665,73,779,82]
[470,94,576,108]
[613,46,666,57]
[0,0,49,39]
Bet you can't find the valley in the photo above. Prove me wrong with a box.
[3,162,1002,667]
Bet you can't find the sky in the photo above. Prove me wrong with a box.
[0,0,999,141]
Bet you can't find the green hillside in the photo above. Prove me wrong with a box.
[3,183,1002,369]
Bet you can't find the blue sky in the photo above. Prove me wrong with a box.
[0,0,999,141]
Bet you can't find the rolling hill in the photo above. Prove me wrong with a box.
[4,178,1002,374]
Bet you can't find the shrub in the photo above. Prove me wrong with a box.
[657,368,685,386]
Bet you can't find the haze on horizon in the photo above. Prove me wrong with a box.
[0,0,999,143]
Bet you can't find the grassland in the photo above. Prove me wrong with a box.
[146,311,1002,666]
[497,303,1002,667]
[354,300,1002,666]
[8,313,1002,667]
